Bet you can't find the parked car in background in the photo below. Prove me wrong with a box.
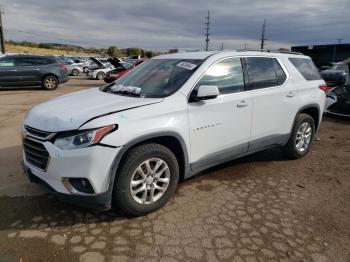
[0,55,69,90]
[320,62,347,86]
[65,60,83,76]
[22,51,326,215]
[325,85,350,117]
[88,62,115,80]
[104,59,146,83]
[325,61,350,117]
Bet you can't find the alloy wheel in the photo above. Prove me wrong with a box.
[45,77,57,89]
[130,158,170,205]
[295,122,312,152]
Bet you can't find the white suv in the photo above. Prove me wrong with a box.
[22,51,326,216]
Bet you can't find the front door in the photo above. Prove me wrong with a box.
[187,57,252,172]
[0,57,19,86]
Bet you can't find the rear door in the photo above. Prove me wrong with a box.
[14,57,42,85]
[244,57,299,150]
[0,57,18,86]
[188,57,252,171]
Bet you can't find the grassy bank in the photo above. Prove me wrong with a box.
[5,43,98,56]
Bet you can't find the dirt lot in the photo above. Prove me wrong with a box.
[0,76,349,262]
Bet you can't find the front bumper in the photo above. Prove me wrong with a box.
[22,161,112,211]
[22,140,121,209]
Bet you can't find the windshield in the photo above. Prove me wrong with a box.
[331,63,346,70]
[102,59,203,98]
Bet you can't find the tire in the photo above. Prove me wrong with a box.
[113,143,179,216]
[71,69,79,76]
[42,75,59,90]
[97,72,105,80]
[83,67,89,73]
[283,113,315,159]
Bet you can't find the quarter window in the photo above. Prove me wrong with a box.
[288,58,322,81]
[196,58,244,94]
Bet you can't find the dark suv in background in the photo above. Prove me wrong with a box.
[0,55,69,90]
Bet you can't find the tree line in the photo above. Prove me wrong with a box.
[5,40,162,58]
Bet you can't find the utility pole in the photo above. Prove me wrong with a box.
[220,42,224,51]
[0,9,5,54]
[332,38,344,62]
[244,43,247,49]
[204,10,211,51]
[260,19,267,50]
[337,38,343,45]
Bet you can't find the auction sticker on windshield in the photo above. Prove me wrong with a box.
[176,62,197,70]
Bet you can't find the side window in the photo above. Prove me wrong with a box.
[272,59,287,85]
[0,57,15,67]
[288,58,322,81]
[15,57,35,66]
[245,57,278,89]
[196,58,244,95]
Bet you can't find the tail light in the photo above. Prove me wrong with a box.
[319,84,329,93]
[59,64,68,72]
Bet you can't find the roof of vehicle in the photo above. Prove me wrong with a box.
[2,54,56,59]
[154,50,308,60]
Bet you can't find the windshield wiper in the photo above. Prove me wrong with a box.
[111,89,143,97]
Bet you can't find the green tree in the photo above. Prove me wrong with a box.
[126,48,141,56]
[107,46,120,57]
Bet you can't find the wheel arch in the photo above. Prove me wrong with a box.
[41,73,60,83]
[107,131,190,198]
[297,104,321,131]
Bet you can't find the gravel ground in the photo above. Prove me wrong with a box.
[0,76,349,262]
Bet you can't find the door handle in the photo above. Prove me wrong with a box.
[286,92,295,98]
[10,69,17,72]
[237,100,248,108]
[33,68,40,71]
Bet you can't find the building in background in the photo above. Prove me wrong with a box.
[291,43,350,67]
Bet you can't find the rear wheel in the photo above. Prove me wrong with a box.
[113,144,179,216]
[71,69,79,76]
[42,75,59,90]
[283,113,315,159]
[97,72,105,80]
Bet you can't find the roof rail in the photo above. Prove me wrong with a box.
[236,49,303,55]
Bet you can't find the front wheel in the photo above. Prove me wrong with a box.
[113,144,179,216]
[283,113,315,159]
[42,75,59,90]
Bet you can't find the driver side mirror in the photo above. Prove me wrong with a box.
[196,85,220,100]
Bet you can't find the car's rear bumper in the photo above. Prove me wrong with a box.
[60,76,70,84]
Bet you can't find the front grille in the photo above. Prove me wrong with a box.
[23,138,50,170]
[24,125,54,140]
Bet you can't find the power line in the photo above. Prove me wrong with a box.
[5,28,93,46]
[204,10,211,51]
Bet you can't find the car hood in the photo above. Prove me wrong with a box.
[24,88,163,132]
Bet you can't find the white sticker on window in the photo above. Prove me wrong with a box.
[176,62,197,70]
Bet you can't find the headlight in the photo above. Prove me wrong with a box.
[54,124,116,150]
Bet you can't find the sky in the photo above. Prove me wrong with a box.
[1,0,350,51]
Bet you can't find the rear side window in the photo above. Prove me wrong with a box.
[289,58,322,81]
[196,58,244,94]
[273,59,287,85]
[14,57,56,66]
[245,57,279,89]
